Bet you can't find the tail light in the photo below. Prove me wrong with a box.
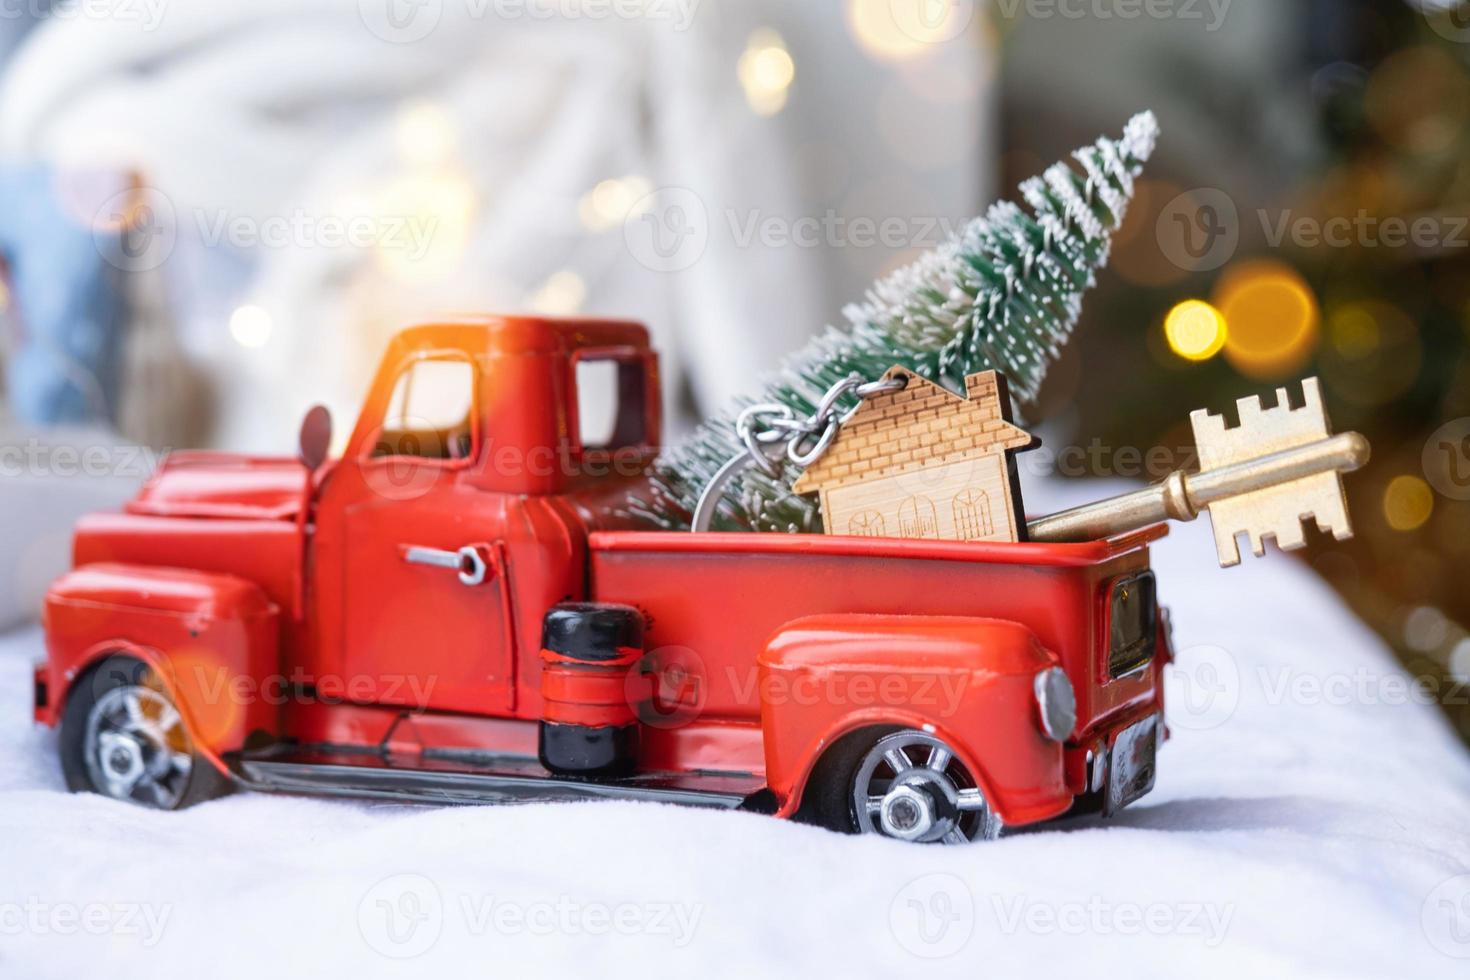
[1034,667,1077,742]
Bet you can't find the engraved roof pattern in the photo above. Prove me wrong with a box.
[793,366,1034,494]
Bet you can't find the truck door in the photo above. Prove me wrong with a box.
[319,351,516,716]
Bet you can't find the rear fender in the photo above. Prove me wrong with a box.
[41,564,281,768]
[758,615,1072,828]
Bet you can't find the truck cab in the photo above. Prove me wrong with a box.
[35,316,1171,843]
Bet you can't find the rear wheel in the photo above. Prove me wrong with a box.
[801,728,1000,844]
[60,656,232,810]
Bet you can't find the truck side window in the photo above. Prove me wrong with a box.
[373,357,476,461]
[576,357,647,451]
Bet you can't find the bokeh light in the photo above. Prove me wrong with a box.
[846,0,966,63]
[396,102,460,169]
[1364,45,1470,156]
[229,305,274,349]
[1212,259,1321,379]
[738,29,795,117]
[579,175,654,233]
[373,172,477,284]
[0,278,9,314]
[1383,474,1434,532]
[1321,301,1422,406]
[1163,299,1228,362]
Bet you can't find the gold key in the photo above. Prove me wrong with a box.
[1027,378,1370,567]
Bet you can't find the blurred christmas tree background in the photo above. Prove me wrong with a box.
[1001,0,1470,744]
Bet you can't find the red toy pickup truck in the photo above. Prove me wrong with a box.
[34,316,1169,844]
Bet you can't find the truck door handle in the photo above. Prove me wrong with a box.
[404,546,489,587]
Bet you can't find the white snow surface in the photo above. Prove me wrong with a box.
[2,498,1469,979]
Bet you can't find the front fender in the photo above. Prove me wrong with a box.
[759,614,1072,828]
[41,564,281,765]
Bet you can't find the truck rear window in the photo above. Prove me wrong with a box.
[1108,572,1158,678]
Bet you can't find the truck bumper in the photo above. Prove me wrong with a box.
[1063,710,1161,815]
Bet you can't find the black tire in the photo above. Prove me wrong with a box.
[795,726,1000,844]
[60,655,233,810]
[795,726,898,834]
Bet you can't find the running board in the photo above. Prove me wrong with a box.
[230,746,763,811]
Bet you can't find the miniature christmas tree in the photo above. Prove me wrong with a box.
[629,112,1160,533]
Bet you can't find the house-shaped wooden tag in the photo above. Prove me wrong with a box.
[792,367,1037,543]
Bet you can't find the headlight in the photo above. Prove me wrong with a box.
[1034,667,1076,742]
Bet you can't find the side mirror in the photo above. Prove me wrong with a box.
[298,405,333,471]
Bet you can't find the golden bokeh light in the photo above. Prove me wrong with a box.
[0,278,9,314]
[1212,260,1321,379]
[1163,299,1228,362]
[1383,475,1434,532]
[846,0,966,63]
[738,29,795,117]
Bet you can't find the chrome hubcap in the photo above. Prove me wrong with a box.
[84,684,193,809]
[880,784,937,841]
[852,731,998,844]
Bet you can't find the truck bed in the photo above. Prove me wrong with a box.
[588,527,1166,738]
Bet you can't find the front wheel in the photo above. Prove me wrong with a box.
[802,728,1000,844]
[60,656,232,810]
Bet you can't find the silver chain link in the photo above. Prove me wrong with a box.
[692,373,909,532]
